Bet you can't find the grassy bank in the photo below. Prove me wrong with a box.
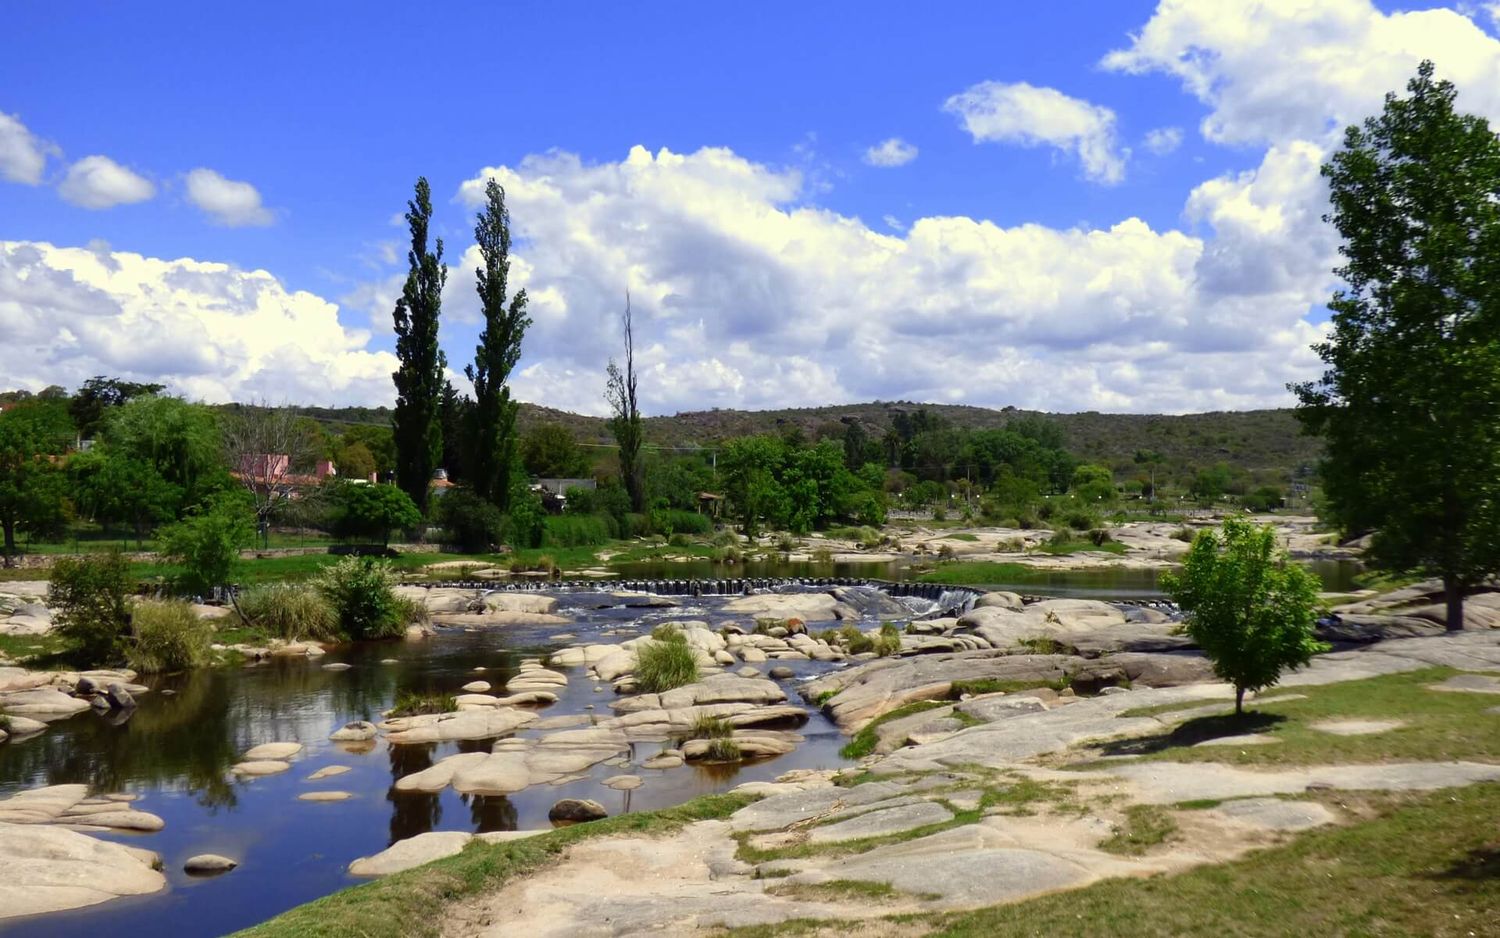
[232,793,755,938]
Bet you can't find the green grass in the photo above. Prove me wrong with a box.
[721,785,1500,937]
[0,630,76,664]
[944,533,979,542]
[635,637,701,693]
[1098,804,1179,855]
[388,691,457,717]
[950,678,1067,697]
[233,792,756,938]
[840,700,951,759]
[915,562,1035,585]
[704,737,744,762]
[1034,538,1128,556]
[1089,667,1500,767]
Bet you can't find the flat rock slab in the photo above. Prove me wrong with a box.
[1427,674,1500,695]
[298,790,353,802]
[349,830,473,876]
[1192,733,1281,748]
[232,760,291,777]
[1097,760,1500,804]
[243,742,302,761]
[0,821,165,920]
[307,765,351,781]
[602,775,642,791]
[729,781,917,833]
[1309,719,1405,736]
[1214,797,1337,831]
[806,801,953,844]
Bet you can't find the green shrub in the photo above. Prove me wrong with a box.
[711,530,738,548]
[437,489,507,552]
[389,690,456,717]
[873,622,902,657]
[325,481,421,544]
[653,509,711,536]
[1088,528,1113,547]
[712,545,742,563]
[837,624,875,655]
[157,493,255,595]
[235,582,339,641]
[543,513,613,548]
[624,513,652,538]
[50,551,134,665]
[776,533,795,553]
[127,600,212,673]
[393,593,430,628]
[1171,525,1196,543]
[811,546,833,564]
[668,533,692,548]
[313,556,406,640]
[635,638,700,693]
[651,623,686,643]
[937,543,956,560]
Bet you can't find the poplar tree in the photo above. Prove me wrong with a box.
[606,294,645,513]
[1295,62,1500,630]
[391,178,448,515]
[465,179,530,508]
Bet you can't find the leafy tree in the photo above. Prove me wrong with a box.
[606,294,645,512]
[521,422,589,478]
[1189,463,1234,502]
[157,492,255,596]
[338,424,397,475]
[51,551,134,665]
[1070,463,1117,504]
[502,470,546,550]
[333,441,377,480]
[70,450,180,545]
[326,481,422,545]
[437,379,470,484]
[1164,519,1325,714]
[466,179,531,508]
[391,177,448,515]
[435,488,506,552]
[1295,62,1500,631]
[719,436,787,537]
[69,376,164,439]
[0,402,73,562]
[100,395,225,514]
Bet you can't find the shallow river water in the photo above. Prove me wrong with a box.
[0,559,1361,936]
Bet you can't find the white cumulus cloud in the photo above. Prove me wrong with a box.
[0,111,57,185]
[57,155,155,209]
[862,137,919,167]
[0,241,397,405]
[184,168,275,226]
[943,81,1126,184]
[439,144,1323,416]
[1143,126,1183,155]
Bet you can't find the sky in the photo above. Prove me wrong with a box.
[4,0,1500,416]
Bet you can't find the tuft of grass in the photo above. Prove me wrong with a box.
[635,637,700,693]
[704,737,743,762]
[690,714,734,739]
[388,690,457,717]
[950,677,1067,698]
[651,622,686,643]
[127,599,213,673]
[836,624,875,655]
[872,622,903,657]
[1099,804,1178,855]
[234,582,339,641]
[764,880,911,902]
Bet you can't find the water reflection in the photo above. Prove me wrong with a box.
[387,742,439,844]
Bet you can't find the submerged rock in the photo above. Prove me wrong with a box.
[183,854,238,875]
[329,721,377,741]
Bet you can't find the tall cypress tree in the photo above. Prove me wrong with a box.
[465,179,530,508]
[391,177,447,515]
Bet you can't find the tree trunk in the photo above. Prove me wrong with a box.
[1444,575,1465,631]
[1,518,14,568]
[1235,685,1245,715]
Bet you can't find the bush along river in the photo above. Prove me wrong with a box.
[0,583,976,938]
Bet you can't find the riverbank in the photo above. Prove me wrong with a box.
[233,626,1500,938]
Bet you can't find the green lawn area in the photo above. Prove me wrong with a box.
[1089,667,1500,767]
[1033,538,1128,556]
[916,562,1037,585]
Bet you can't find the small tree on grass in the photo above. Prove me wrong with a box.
[325,481,422,545]
[157,493,255,596]
[1163,518,1325,714]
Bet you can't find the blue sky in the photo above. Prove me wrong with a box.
[2,1,1497,414]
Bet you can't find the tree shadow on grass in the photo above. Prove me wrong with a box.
[1428,845,1500,882]
[1091,712,1288,758]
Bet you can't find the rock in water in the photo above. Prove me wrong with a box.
[329,721,377,741]
[348,831,473,877]
[183,854,238,875]
[548,798,608,824]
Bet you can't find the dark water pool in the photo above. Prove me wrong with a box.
[0,591,852,938]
